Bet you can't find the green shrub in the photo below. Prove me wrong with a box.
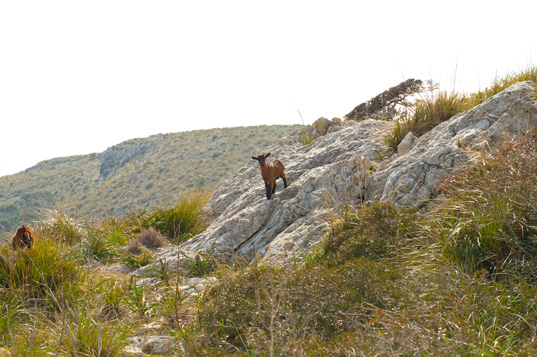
[300,134,314,146]
[122,278,152,320]
[383,89,466,150]
[322,202,420,265]
[122,251,153,269]
[141,192,208,243]
[411,89,466,136]
[0,294,24,339]
[381,117,415,151]
[73,230,119,264]
[467,66,537,106]
[100,220,131,246]
[4,326,51,356]
[96,279,125,319]
[434,128,537,280]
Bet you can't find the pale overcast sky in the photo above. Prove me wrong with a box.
[1,1,535,177]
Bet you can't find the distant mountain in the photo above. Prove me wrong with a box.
[0,125,301,234]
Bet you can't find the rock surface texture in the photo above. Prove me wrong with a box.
[148,81,537,266]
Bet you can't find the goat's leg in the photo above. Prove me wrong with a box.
[272,181,277,194]
[265,183,272,200]
[281,175,288,189]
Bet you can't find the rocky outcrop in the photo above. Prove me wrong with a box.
[289,117,355,143]
[367,81,537,206]
[145,81,537,267]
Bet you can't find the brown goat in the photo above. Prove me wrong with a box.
[12,225,34,250]
[251,153,288,200]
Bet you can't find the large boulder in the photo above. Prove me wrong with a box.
[146,81,537,267]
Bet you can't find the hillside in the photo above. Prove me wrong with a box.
[1,68,537,356]
[0,125,301,235]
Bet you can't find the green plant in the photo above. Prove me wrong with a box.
[160,285,186,327]
[77,230,119,263]
[141,192,208,243]
[467,66,537,106]
[103,224,130,246]
[122,251,153,269]
[196,258,404,353]
[0,295,24,339]
[97,279,125,319]
[52,306,130,356]
[5,325,51,356]
[322,202,420,265]
[150,258,171,285]
[122,278,152,320]
[382,66,537,151]
[300,134,314,146]
[381,117,415,151]
[181,250,217,277]
[382,88,465,151]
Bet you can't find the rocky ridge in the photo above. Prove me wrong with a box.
[138,81,537,271]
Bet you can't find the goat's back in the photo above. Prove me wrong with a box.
[272,160,285,171]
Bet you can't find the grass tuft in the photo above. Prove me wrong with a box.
[140,192,208,243]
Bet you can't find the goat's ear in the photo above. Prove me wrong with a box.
[251,156,259,161]
[265,153,271,158]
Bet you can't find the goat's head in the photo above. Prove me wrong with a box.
[251,153,270,167]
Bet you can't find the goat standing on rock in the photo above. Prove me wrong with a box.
[251,153,288,200]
